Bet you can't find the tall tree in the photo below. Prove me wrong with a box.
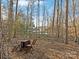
[56,0,59,39]
[0,0,1,30]
[42,0,45,33]
[0,0,2,59]
[65,0,69,44]
[72,0,78,43]
[0,0,4,59]
[60,0,63,40]
[8,0,13,40]
[37,0,40,33]
[13,0,18,38]
[46,9,49,34]
[27,1,35,38]
[52,0,56,34]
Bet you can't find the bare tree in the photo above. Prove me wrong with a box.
[8,0,14,41]
[0,0,4,59]
[37,0,40,34]
[56,0,60,39]
[13,0,18,38]
[65,0,68,44]
[60,0,64,40]
[52,0,56,35]
[42,0,45,34]
[45,10,48,35]
[0,0,2,59]
[72,0,78,43]
[0,0,1,30]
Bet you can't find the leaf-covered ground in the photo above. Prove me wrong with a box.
[3,39,78,59]
[0,35,79,59]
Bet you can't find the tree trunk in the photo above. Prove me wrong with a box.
[72,0,78,43]
[56,0,59,39]
[65,0,68,44]
[0,0,2,59]
[8,0,13,41]
[0,0,4,59]
[13,0,18,38]
[52,0,56,35]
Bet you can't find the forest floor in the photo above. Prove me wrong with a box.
[3,37,79,59]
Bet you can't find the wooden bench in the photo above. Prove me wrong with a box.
[12,39,37,53]
[21,40,31,48]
